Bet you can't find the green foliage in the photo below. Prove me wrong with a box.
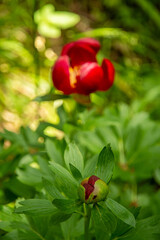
[105,198,136,227]
[1,140,160,239]
[34,93,70,102]
[69,163,83,181]
[122,215,160,240]
[52,199,81,214]
[45,138,63,165]
[64,142,84,174]
[96,145,115,183]
[49,161,78,198]
[34,4,80,38]
[14,199,56,216]
[0,0,160,239]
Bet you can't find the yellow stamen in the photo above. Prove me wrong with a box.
[69,66,80,88]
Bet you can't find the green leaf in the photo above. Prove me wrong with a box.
[64,142,84,174]
[0,129,28,150]
[9,220,44,240]
[69,163,82,181]
[125,126,142,159]
[49,161,78,198]
[0,39,33,66]
[46,11,80,29]
[34,4,55,24]
[3,177,35,198]
[1,230,18,240]
[50,212,71,225]
[121,215,160,240]
[96,144,115,183]
[38,22,61,38]
[0,221,12,232]
[34,93,69,102]
[112,207,141,238]
[34,4,80,30]
[77,28,139,46]
[0,144,18,159]
[52,199,81,214]
[14,199,56,216]
[45,139,63,165]
[16,166,42,187]
[105,198,136,227]
[10,221,32,231]
[21,126,39,146]
[60,214,84,240]
[36,156,53,181]
[135,0,160,29]
[155,168,160,185]
[77,131,103,153]
[43,177,63,199]
[18,229,43,240]
[0,206,22,222]
[84,155,98,178]
[49,162,78,185]
[92,204,117,232]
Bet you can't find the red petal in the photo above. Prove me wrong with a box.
[61,38,100,57]
[61,38,99,67]
[76,38,100,54]
[88,175,100,186]
[66,44,97,67]
[52,56,75,94]
[83,183,94,200]
[76,62,103,95]
[61,42,74,56]
[98,59,115,91]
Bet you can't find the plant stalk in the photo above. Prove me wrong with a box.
[32,0,40,91]
[83,203,91,240]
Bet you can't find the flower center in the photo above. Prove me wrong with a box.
[69,66,80,88]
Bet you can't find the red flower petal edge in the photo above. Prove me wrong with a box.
[52,56,75,94]
[88,175,100,186]
[98,59,115,91]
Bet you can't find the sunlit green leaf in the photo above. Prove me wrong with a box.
[45,139,63,165]
[14,199,56,216]
[64,142,84,174]
[53,199,81,214]
[43,177,63,199]
[96,144,115,183]
[69,163,82,181]
[49,161,78,198]
[34,93,69,102]
[121,215,160,240]
[105,198,136,227]
[38,23,61,38]
[46,11,80,29]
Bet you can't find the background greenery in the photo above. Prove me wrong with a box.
[0,0,160,239]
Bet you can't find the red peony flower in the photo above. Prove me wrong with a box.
[52,38,115,95]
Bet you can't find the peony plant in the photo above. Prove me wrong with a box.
[14,144,136,240]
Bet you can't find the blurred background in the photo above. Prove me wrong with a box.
[0,0,160,133]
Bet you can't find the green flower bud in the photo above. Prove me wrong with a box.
[78,175,109,204]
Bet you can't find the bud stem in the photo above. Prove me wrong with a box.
[83,203,91,240]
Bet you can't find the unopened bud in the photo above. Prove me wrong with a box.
[78,175,109,204]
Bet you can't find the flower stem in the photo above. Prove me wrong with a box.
[32,0,40,91]
[83,203,91,240]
